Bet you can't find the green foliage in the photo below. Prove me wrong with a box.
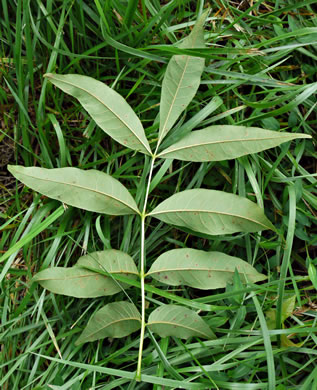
[7,166,139,215]
[33,250,139,297]
[45,73,152,155]
[2,1,316,388]
[147,249,267,289]
[159,12,206,143]
[149,188,275,235]
[158,125,311,161]
[8,12,310,381]
[76,302,141,344]
[148,304,216,339]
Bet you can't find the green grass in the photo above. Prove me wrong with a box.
[1,1,317,389]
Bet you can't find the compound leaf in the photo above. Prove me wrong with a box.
[158,12,207,143]
[147,248,266,289]
[147,304,215,339]
[8,166,139,215]
[158,126,311,162]
[149,189,274,235]
[45,73,151,155]
[76,302,141,344]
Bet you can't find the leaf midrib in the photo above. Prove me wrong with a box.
[149,209,271,230]
[18,172,139,214]
[158,134,309,156]
[82,317,141,340]
[48,75,151,155]
[148,320,210,338]
[146,267,256,276]
[159,56,191,141]
[159,22,203,142]
[36,270,138,281]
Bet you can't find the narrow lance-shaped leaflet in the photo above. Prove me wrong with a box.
[76,302,141,344]
[158,125,312,162]
[158,11,208,144]
[149,189,275,236]
[8,166,140,215]
[147,248,267,289]
[32,250,138,298]
[44,73,152,155]
[147,304,215,339]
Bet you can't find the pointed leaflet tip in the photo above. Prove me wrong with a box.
[180,9,209,49]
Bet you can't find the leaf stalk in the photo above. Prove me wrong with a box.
[136,153,157,380]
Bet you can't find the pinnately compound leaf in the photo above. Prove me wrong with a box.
[147,248,267,289]
[76,302,141,344]
[158,11,207,144]
[44,73,152,155]
[158,126,312,162]
[149,189,275,235]
[8,166,139,215]
[147,304,215,339]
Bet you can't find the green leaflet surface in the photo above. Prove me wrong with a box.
[147,248,267,289]
[33,250,138,298]
[149,189,275,235]
[158,126,311,161]
[147,304,215,339]
[8,166,139,215]
[33,267,123,298]
[76,302,141,344]
[158,12,207,143]
[45,73,151,155]
[76,249,138,276]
